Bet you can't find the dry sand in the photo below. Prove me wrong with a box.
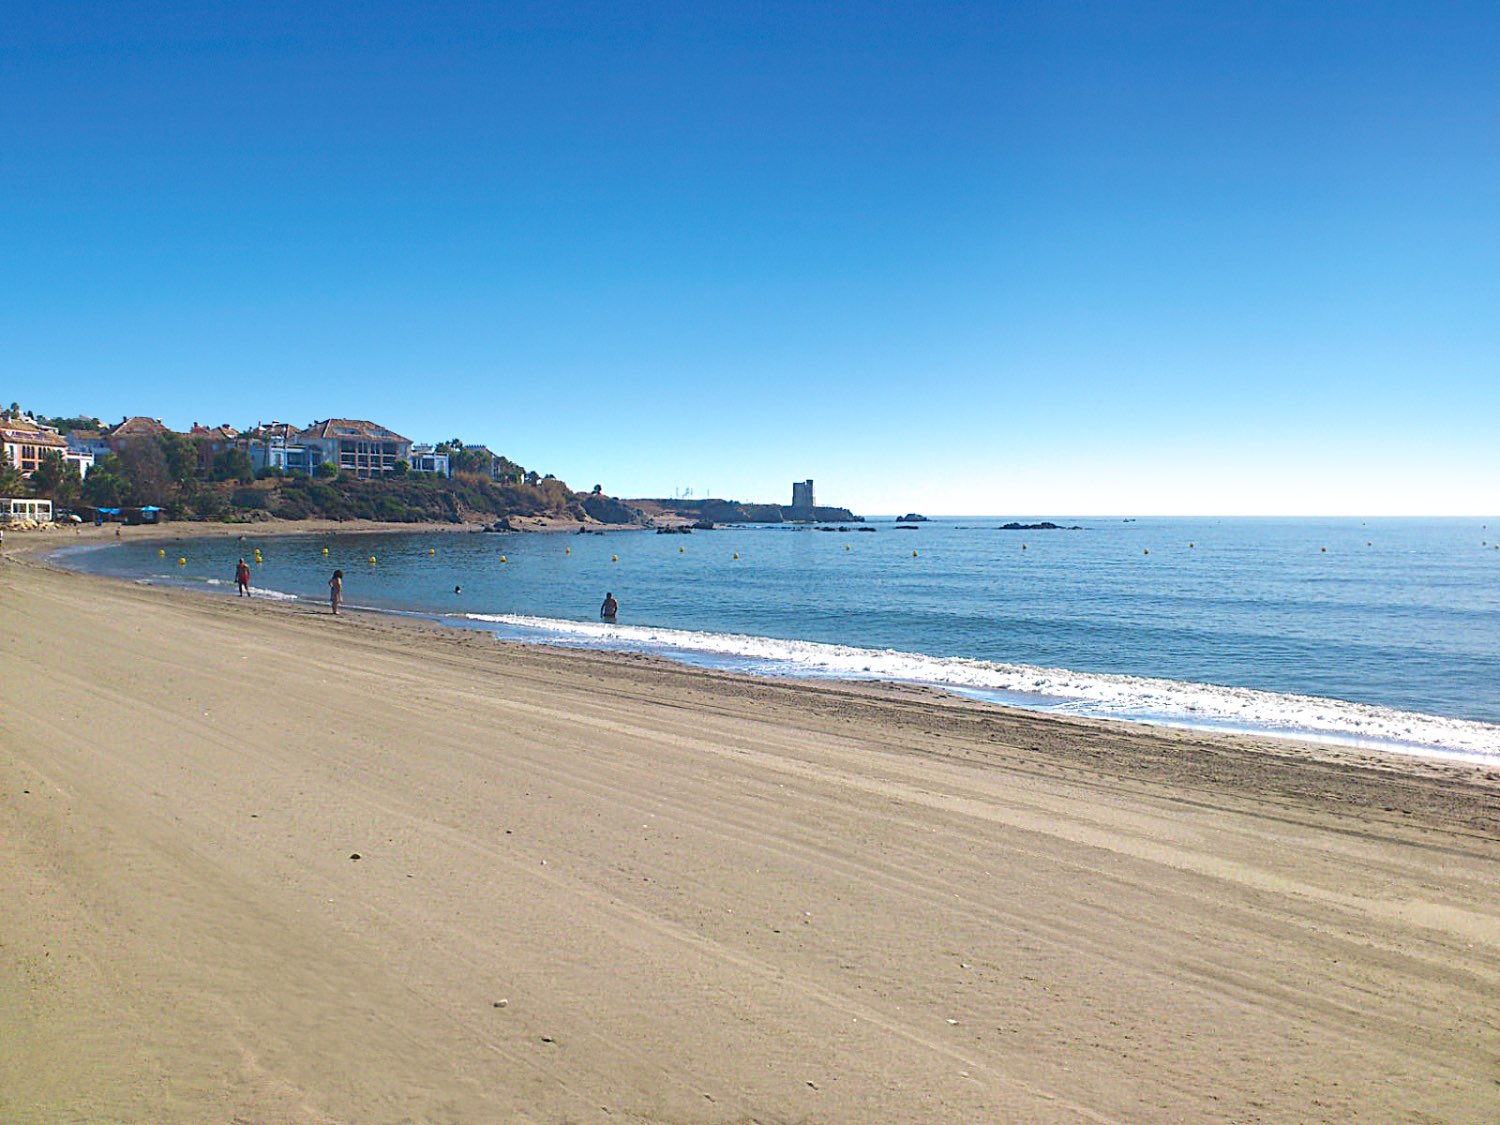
[2,547,1498,1124]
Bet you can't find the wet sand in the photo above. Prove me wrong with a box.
[2,551,1497,1124]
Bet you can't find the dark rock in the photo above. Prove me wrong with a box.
[895,513,928,522]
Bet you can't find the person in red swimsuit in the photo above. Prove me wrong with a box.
[235,557,252,598]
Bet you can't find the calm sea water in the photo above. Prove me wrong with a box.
[54,517,1500,763]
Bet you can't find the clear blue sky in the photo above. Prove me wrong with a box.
[4,1,1497,514]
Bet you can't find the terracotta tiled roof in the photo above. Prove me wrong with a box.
[0,426,67,448]
[243,422,301,442]
[301,418,410,444]
[190,423,240,441]
[109,416,171,439]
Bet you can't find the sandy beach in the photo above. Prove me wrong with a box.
[2,542,1498,1124]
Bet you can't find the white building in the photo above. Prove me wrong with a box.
[1,421,69,477]
[299,419,413,478]
[1,497,54,523]
[409,444,451,477]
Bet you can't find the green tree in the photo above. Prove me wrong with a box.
[30,451,82,506]
[391,458,409,477]
[0,457,24,496]
[159,431,201,486]
[80,455,130,507]
[210,447,254,484]
[43,415,104,432]
[118,440,172,505]
[314,460,339,479]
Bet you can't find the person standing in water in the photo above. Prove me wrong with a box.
[600,591,618,622]
[235,557,252,597]
[329,569,343,615]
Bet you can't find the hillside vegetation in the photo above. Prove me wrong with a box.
[9,421,642,525]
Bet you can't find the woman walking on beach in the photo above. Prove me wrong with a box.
[329,569,343,615]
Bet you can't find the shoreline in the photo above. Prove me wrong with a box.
[20,548,1500,792]
[26,525,1500,770]
[3,555,1498,1122]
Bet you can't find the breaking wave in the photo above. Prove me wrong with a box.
[459,613,1500,763]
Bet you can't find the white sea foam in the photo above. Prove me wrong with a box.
[248,586,300,602]
[194,576,297,601]
[461,613,1500,763]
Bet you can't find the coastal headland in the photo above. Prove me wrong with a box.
[2,541,1497,1124]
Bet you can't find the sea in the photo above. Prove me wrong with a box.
[52,517,1500,765]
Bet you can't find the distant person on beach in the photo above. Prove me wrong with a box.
[329,569,343,615]
[235,558,251,597]
[600,591,618,622]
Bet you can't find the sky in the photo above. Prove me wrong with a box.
[3,1,1497,515]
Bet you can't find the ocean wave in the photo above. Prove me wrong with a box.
[248,586,300,602]
[460,613,1500,762]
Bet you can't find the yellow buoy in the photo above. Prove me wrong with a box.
[429,547,435,556]
[255,556,262,564]
[1143,549,1149,555]
[322,547,329,555]
[158,548,165,557]
[679,546,685,553]
[177,557,186,566]
[913,550,919,557]
[564,546,571,554]
[733,552,739,560]
[611,554,618,562]
[368,556,376,564]
[500,555,507,563]
[844,544,850,551]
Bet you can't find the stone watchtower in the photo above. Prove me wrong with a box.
[791,479,815,512]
